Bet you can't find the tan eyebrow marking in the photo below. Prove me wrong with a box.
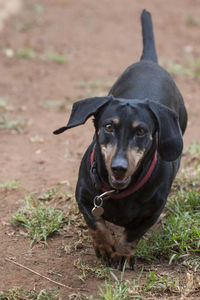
[113,118,120,125]
[132,121,139,128]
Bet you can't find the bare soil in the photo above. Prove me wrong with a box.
[0,0,200,298]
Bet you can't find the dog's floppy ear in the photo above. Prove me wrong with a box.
[53,96,111,134]
[147,100,183,161]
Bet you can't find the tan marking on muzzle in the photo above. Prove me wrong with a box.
[100,143,117,174]
[126,147,145,176]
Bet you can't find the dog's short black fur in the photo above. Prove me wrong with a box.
[54,10,187,269]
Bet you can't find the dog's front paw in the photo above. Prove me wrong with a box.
[112,254,136,270]
[94,243,118,267]
[94,244,135,270]
[88,220,137,269]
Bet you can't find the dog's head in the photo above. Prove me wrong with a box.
[54,95,183,190]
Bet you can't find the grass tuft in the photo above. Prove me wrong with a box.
[95,266,179,300]
[0,288,59,300]
[4,47,69,64]
[15,47,36,59]
[38,187,60,201]
[186,15,199,26]
[45,52,67,64]
[12,194,66,247]
[0,115,27,133]
[98,265,129,300]
[74,258,113,282]
[164,56,200,79]
[188,140,200,156]
[136,188,200,262]
[0,180,21,191]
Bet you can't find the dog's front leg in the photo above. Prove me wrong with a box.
[88,217,119,267]
[79,198,138,269]
[118,212,162,269]
[77,188,140,269]
[77,191,119,267]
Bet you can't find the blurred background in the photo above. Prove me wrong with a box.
[1,0,200,188]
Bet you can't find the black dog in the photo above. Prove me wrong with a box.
[54,10,187,269]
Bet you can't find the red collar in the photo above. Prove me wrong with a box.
[90,147,157,199]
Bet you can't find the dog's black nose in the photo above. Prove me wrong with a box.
[111,158,128,178]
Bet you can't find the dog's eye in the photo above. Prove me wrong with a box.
[104,124,113,133]
[136,128,145,136]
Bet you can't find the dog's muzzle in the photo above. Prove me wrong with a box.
[109,175,131,190]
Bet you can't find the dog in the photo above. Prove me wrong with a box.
[54,10,187,270]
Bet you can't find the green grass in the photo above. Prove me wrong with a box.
[0,115,27,133]
[188,140,200,155]
[45,52,67,64]
[15,48,36,59]
[136,150,200,264]
[0,180,21,191]
[74,266,179,299]
[164,56,200,79]
[4,47,68,64]
[74,258,113,282]
[98,267,129,300]
[38,187,60,201]
[40,100,67,111]
[136,188,200,262]
[186,15,199,26]
[32,3,45,14]
[166,59,191,77]
[12,194,66,247]
[75,268,181,299]
[0,288,59,300]
[93,266,178,300]
[0,97,8,110]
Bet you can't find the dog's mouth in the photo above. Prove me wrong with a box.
[109,175,131,190]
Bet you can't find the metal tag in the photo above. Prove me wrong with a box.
[91,195,104,217]
[92,206,104,217]
[91,190,116,218]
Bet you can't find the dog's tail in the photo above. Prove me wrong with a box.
[140,9,158,63]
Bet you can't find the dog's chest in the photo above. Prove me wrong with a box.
[102,197,141,226]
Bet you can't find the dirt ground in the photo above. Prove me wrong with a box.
[0,0,200,298]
